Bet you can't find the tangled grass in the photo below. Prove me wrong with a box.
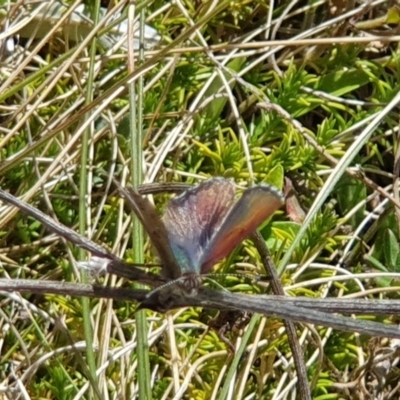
[1,0,400,399]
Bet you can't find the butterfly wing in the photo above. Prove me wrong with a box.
[163,178,235,275]
[200,184,284,272]
[116,181,182,280]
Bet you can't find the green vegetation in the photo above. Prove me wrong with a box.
[1,0,400,398]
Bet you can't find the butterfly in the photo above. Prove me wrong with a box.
[119,177,284,296]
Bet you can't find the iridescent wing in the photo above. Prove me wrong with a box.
[162,178,235,275]
[200,184,284,272]
[116,181,182,280]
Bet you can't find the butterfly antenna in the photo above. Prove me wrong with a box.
[144,276,187,299]
[144,273,268,299]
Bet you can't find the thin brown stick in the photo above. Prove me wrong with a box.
[251,232,311,400]
[1,279,400,338]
